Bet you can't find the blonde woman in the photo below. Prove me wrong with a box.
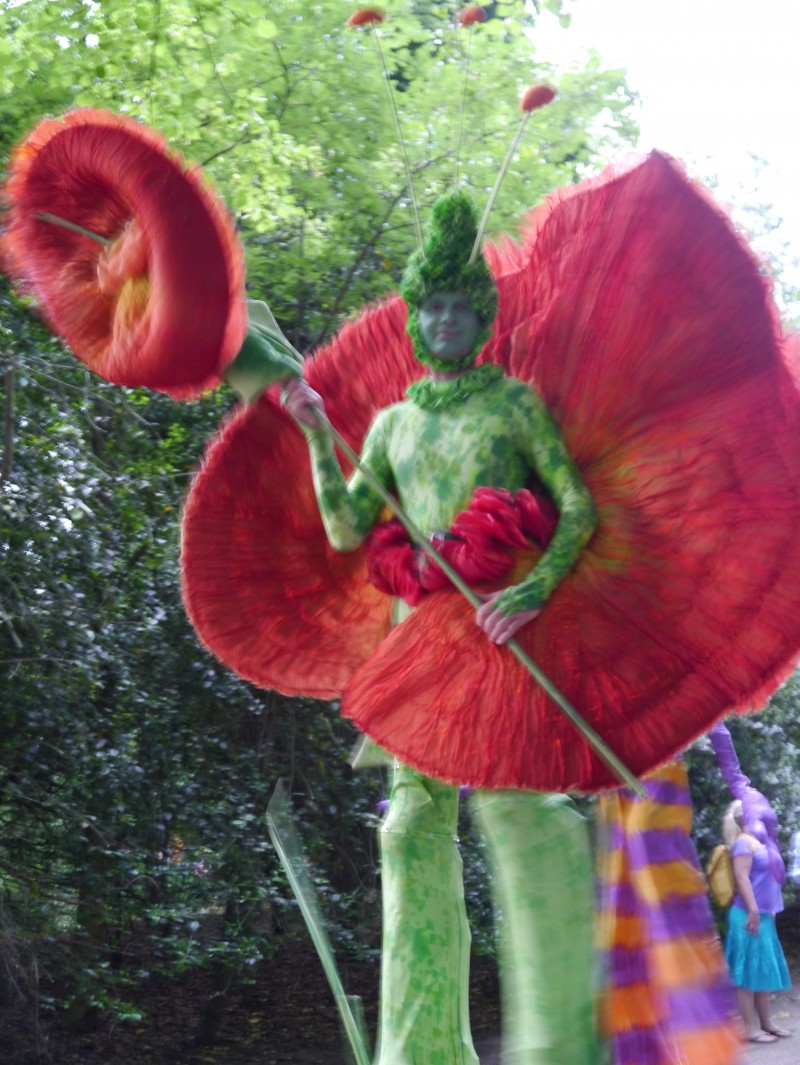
[723,800,792,1044]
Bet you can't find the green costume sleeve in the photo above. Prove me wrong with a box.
[494,386,597,616]
[305,413,394,552]
[224,300,305,402]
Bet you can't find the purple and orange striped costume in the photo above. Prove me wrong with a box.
[597,760,742,1065]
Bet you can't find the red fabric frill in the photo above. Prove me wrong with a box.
[1,108,246,400]
[182,152,800,792]
[181,297,415,699]
[364,487,557,606]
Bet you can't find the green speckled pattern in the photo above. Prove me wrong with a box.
[470,791,600,1065]
[307,371,597,614]
[375,768,598,1065]
[376,765,478,1065]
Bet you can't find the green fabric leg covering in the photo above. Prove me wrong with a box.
[376,763,479,1065]
[470,791,599,1065]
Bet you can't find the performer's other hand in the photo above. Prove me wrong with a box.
[282,377,326,430]
[475,591,541,646]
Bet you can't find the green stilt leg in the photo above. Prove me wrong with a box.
[376,763,479,1065]
[470,791,600,1065]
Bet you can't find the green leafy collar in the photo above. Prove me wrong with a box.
[406,363,504,411]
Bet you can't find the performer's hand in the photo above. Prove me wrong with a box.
[282,377,326,430]
[475,591,541,646]
[745,908,760,936]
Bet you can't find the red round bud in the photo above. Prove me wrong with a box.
[459,5,487,25]
[521,84,557,112]
[348,8,384,26]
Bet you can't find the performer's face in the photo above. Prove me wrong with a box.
[418,291,481,361]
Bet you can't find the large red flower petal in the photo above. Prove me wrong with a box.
[181,296,414,696]
[343,154,800,790]
[182,153,800,792]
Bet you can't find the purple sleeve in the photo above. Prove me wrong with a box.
[731,836,753,859]
[710,723,786,885]
[708,722,750,797]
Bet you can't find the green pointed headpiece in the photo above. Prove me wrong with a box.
[400,192,498,371]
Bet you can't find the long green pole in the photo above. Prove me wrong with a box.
[36,211,111,246]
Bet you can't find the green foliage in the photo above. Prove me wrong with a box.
[0,0,637,350]
[0,272,386,1034]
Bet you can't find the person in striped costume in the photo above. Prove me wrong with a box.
[597,759,742,1065]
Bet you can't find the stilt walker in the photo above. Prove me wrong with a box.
[281,186,601,1065]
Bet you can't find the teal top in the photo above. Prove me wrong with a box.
[305,366,597,616]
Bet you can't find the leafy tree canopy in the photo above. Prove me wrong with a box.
[0,0,637,346]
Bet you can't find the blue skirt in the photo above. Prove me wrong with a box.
[725,906,791,991]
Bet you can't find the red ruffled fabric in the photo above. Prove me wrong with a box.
[183,152,800,792]
[181,298,413,697]
[365,487,557,606]
[2,108,246,399]
[181,396,391,699]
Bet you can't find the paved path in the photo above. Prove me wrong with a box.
[293,983,800,1064]
[472,987,800,1065]
[741,986,800,1064]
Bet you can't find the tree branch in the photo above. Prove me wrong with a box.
[310,152,454,348]
[0,595,23,651]
[1,350,14,483]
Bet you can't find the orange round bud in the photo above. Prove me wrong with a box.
[521,84,557,112]
[348,8,385,26]
[459,5,487,25]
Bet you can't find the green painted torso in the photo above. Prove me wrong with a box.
[373,379,534,534]
[307,369,597,614]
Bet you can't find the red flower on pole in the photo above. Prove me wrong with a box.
[348,8,384,26]
[2,108,246,399]
[521,84,557,112]
[459,5,487,25]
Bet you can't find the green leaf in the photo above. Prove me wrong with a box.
[253,18,277,39]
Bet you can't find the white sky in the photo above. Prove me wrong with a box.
[534,0,800,296]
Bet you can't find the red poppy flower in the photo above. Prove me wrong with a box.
[2,108,246,400]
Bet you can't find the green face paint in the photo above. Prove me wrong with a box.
[400,192,497,371]
[417,291,481,364]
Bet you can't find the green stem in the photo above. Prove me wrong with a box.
[370,25,423,251]
[36,212,111,247]
[469,112,531,265]
[267,781,371,1065]
[453,26,474,188]
[322,416,643,795]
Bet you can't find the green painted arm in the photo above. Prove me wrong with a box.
[494,387,597,616]
[305,413,393,552]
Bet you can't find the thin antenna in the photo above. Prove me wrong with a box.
[349,9,424,250]
[454,7,488,188]
[469,84,556,265]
